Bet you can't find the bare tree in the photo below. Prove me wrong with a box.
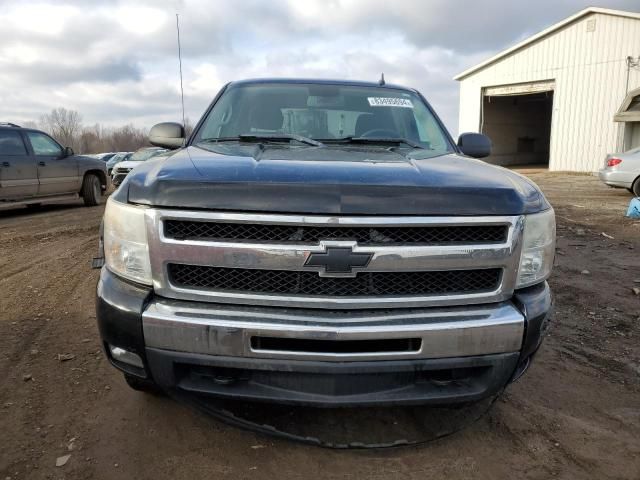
[40,108,83,150]
[184,117,194,137]
[27,108,153,154]
[108,124,149,152]
[78,124,102,154]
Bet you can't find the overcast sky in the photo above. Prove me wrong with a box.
[1,0,638,135]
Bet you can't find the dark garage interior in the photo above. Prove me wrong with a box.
[481,91,553,168]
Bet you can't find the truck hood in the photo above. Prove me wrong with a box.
[120,144,548,215]
[75,154,108,170]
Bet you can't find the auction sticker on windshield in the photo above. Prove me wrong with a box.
[367,97,413,108]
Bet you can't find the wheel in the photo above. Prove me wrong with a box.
[123,374,164,395]
[632,177,640,197]
[82,173,101,206]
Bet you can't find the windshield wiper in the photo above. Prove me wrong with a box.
[238,133,324,147]
[325,136,425,149]
[198,137,243,143]
[198,134,323,147]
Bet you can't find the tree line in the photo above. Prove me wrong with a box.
[23,107,193,155]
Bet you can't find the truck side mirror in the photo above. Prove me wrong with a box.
[149,122,185,149]
[64,146,74,157]
[457,133,491,159]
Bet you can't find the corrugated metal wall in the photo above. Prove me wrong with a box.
[457,12,640,172]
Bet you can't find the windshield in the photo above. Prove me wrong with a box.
[193,83,453,154]
[129,148,164,162]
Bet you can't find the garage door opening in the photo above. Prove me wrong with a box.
[481,90,554,168]
[614,87,640,151]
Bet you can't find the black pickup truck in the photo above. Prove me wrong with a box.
[96,78,554,406]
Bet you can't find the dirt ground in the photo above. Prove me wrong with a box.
[1,172,639,480]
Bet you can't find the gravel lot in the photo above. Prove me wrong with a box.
[1,172,639,479]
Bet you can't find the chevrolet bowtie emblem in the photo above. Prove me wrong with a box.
[305,246,372,276]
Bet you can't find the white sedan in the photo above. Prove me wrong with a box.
[599,147,640,196]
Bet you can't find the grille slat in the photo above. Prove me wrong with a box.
[164,220,507,245]
[168,264,501,297]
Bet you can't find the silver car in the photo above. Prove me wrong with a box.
[599,147,640,196]
[111,147,168,186]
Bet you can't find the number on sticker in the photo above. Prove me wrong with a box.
[367,97,413,108]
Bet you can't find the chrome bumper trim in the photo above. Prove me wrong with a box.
[142,299,524,362]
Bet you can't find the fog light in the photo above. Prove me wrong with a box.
[109,345,144,369]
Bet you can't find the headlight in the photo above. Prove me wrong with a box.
[516,208,556,288]
[103,197,152,285]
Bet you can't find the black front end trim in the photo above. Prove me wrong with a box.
[96,268,152,378]
[146,349,519,407]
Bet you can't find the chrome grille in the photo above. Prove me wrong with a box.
[164,220,507,245]
[146,210,524,309]
[168,264,502,297]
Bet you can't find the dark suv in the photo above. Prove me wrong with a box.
[0,123,108,209]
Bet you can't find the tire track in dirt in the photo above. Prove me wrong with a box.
[1,225,99,246]
[0,229,99,377]
[0,213,102,479]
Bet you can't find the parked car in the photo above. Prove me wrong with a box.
[95,78,555,407]
[0,122,108,208]
[111,147,167,186]
[106,152,131,175]
[599,146,640,196]
[91,152,116,162]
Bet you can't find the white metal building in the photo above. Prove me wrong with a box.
[455,7,640,172]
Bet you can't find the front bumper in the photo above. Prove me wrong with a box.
[599,168,633,188]
[111,173,128,186]
[96,268,552,406]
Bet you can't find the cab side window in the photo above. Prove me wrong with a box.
[26,132,63,156]
[0,130,28,155]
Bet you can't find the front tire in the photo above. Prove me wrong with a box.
[82,173,101,206]
[632,177,640,197]
[124,374,163,395]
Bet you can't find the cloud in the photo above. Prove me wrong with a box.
[0,0,638,135]
[4,59,141,86]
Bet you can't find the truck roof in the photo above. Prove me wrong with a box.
[228,78,415,92]
[0,123,48,135]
